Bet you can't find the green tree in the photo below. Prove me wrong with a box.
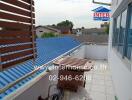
[57,20,74,31]
[35,34,38,39]
[82,27,85,29]
[105,25,109,34]
[41,32,56,38]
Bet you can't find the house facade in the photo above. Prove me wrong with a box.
[36,26,61,37]
[109,0,132,100]
[58,26,71,34]
[101,22,109,29]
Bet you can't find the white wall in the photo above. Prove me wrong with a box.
[109,49,132,100]
[70,44,108,60]
[70,45,86,59]
[86,45,108,60]
[36,27,60,37]
[36,27,48,37]
[109,0,132,100]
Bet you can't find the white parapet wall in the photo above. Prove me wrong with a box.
[71,44,108,60]
[70,45,86,59]
[85,44,108,60]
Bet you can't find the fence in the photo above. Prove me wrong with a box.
[0,0,36,71]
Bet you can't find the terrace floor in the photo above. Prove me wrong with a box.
[62,60,116,100]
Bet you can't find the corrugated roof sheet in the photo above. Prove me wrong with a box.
[0,36,80,99]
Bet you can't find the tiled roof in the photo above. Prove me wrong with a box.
[36,25,60,33]
[0,37,80,99]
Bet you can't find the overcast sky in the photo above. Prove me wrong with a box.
[34,0,111,28]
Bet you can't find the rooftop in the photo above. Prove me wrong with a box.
[63,34,108,44]
[36,26,60,33]
[63,60,115,100]
[0,36,115,100]
[0,37,80,99]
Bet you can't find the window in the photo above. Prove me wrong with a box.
[116,15,121,49]
[112,4,132,60]
[112,16,120,48]
[118,9,127,55]
[125,4,132,59]
[39,31,43,32]
[112,18,117,47]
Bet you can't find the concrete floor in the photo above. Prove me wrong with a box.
[63,60,116,100]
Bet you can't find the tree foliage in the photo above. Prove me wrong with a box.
[57,20,74,31]
[105,25,109,34]
[41,32,58,38]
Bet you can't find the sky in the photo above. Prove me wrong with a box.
[34,0,111,28]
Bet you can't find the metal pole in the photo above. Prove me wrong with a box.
[0,54,2,71]
[30,0,36,65]
[92,0,111,6]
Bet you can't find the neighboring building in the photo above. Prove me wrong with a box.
[82,28,106,35]
[36,26,61,37]
[57,26,71,34]
[47,25,71,34]
[76,29,82,36]
[109,0,132,100]
[72,29,79,34]
[64,34,108,44]
[73,28,106,35]
[101,22,109,29]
